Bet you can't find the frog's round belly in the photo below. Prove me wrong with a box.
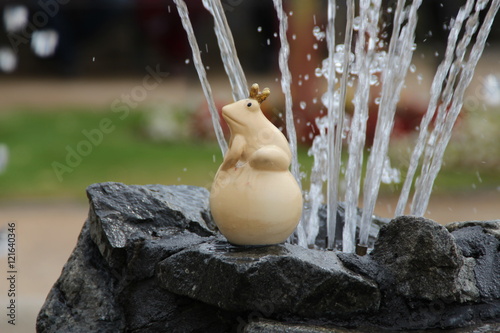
[210,166,303,245]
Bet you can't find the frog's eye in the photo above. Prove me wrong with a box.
[247,102,252,108]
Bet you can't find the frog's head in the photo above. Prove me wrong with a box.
[222,83,270,134]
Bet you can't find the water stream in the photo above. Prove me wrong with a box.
[173,0,227,156]
[359,0,422,248]
[202,0,248,101]
[175,0,499,252]
[272,0,306,246]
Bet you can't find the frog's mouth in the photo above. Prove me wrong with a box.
[222,111,244,127]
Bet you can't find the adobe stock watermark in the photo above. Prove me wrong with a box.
[51,65,169,182]
[5,221,17,326]
[7,0,70,53]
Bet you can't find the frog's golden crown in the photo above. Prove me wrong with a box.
[249,83,270,104]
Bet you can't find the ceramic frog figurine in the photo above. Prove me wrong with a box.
[210,84,303,245]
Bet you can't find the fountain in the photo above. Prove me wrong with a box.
[37,1,500,332]
[178,0,499,254]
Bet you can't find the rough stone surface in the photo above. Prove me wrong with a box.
[450,223,500,300]
[157,239,380,319]
[314,203,390,250]
[370,216,479,303]
[87,182,215,271]
[36,222,125,333]
[338,216,500,330]
[38,183,500,332]
[37,182,237,333]
[447,220,500,240]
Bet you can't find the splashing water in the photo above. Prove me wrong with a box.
[342,0,383,253]
[396,0,500,217]
[174,0,227,156]
[175,0,500,252]
[272,0,305,246]
[202,0,248,101]
[324,0,355,250]
[358,0,423,249]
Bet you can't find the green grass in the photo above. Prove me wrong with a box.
[0,109,227,199]
[0,109,497,200]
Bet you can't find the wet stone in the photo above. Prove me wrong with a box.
[37,184,500,332]
[157,239,381,319]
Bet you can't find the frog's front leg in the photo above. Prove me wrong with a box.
[220,135,246,171]
[249,145,290,171]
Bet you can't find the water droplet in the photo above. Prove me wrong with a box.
[312,26,325,41]
[483,74,500,106]
[313,43,318,50]
[315,67,323,77]
[417,74,423,84]
[307,54,312,61]
[387,7,393,13]
[212,155,216,163]
[374,97,381,105]
[298,80,303,86]
[273,32,278,38]
[381,158,401,184]
[206,66,210,70]
[353,16,361,31]
[31,29,59,58]
[257,26,262,32]
[312,97,318,104]
[3,5,28,32]
[92,57,95,62]
[292,34,297,40]
[185,58,190,64]
[435,51,439,57]
[183,168,188,172]
[409,64,416,73]
[304,74,309,81]
[370,74,379,85]
[289,11,293,16]
[267,38,271,45]
[300,101,307,110]
[0,48,16,72]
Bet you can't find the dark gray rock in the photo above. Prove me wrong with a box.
[119,278,236,333]
[87,182,215,271]
[244,319,354,332]
[36,222,125,333]
[450,223,500,300]
[447,220,500,240]
[37,183,500,332]
[37,182,234,333]
[314,203,390,250]
[157,239,380,319]
[244,319,500,332]
[371,216,479,303]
